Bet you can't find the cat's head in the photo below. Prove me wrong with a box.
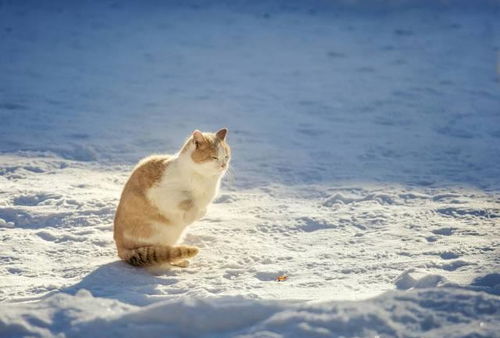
[181,128,231,176]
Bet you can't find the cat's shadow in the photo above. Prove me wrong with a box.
[61,261,184,306]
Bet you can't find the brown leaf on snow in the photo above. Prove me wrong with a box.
[275,275,288,282]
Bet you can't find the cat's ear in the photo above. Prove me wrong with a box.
[216,128,228,141]
[192,130,204,147]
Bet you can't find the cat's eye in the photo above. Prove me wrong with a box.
[224,156,229,159]
[211,156,218,160]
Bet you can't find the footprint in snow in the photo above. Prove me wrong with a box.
[431,227,456,236]
[13,193,62,206]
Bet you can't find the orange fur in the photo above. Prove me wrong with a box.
[114,155,170,252]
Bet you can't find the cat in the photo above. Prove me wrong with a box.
[114,128,231,267]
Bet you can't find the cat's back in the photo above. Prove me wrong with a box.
[123,154,171,195]
[114,154,171,249]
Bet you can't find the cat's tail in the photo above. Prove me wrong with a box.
[122,245,199,267]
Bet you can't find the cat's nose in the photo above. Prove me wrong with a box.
[221,163,226,168]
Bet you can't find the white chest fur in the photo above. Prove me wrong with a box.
[146,158,221,227]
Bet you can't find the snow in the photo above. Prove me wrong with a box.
[1,0,499,337]
[1,288,499,337]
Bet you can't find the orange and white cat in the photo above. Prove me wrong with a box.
[114,128,231,267]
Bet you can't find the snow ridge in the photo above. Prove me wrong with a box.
[1,286,498,338]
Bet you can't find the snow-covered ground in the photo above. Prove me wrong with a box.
[1,1,499,337]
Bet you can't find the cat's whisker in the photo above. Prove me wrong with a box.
[224,167,236,187]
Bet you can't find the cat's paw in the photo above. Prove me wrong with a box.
[171,260,190,268]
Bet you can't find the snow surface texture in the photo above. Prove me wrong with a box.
[0,0,499,337]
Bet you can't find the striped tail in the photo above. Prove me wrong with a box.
[124,245,199,267]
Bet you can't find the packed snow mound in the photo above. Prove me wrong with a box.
[0,287,498,338]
